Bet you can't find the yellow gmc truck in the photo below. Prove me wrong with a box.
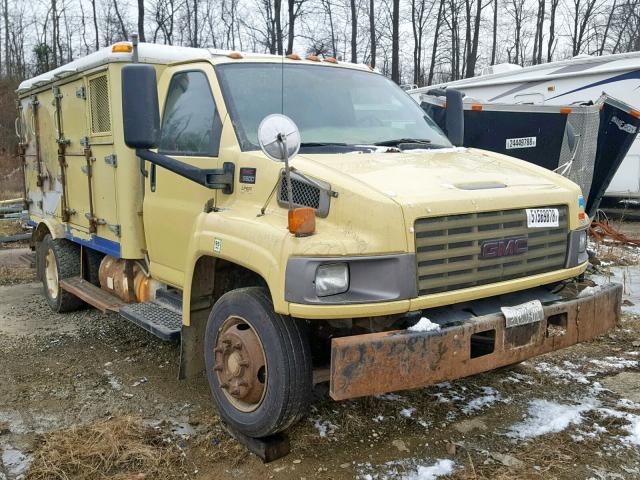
[16,40,621,441]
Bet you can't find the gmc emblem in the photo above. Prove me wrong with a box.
[480,237,528,259]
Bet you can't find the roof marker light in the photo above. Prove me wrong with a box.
[560,107,572,114]
[306,55,320,62]
[227,52,243,59]
[112,43,133,53]
[324,57,338,64]
[471,105,483,111]
[286,53,301,60]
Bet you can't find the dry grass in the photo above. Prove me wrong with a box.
[0,153,23,200]
[26,416,185,480]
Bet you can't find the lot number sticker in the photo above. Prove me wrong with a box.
[526,208,559,228]
[506,136,537,149]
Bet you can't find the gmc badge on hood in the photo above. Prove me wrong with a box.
[480,237,528,259]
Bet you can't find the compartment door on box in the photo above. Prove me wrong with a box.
[85,72,120,243]
[58,78,92,231]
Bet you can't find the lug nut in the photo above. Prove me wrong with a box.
[238,360,249,367]
[230,388,240,397]
[213,365,223,372]
[233,342,242,350]
[222,339,232,346]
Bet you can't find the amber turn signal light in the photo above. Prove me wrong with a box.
[112,43,133,53]
[288,207,316,236]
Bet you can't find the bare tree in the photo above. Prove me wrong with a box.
[91,0,99,50]
[532,0,545,64]
[113,0,128,41]
[350,0,357,62]
[427,0,444,84]
[138,0,146,42]
[547,0,560,60]
[463,0,484,77]
[411,0,434,84]
[569,0,599,56]
[391,0,400,82]
[369,0,375,67]
[490,0,497,64]
[505,0,529,64]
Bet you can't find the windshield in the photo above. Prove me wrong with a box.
[215,63,451,152]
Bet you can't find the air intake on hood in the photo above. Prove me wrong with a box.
[277,171,332,217]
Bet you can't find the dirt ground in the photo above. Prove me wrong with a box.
[1,222,640,479]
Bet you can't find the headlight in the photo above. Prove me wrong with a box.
[578,230,587,252]
[315,263,349,297]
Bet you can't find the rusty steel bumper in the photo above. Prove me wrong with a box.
[329,283,622,400]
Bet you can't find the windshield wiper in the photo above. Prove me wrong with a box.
[300,142,348,147]
[373,138,433,146]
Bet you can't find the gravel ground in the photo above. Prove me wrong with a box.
[0,243,639,480]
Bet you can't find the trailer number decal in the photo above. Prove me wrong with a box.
[214,239,222,253]
[505,136,537,149]
[526,208,559,228]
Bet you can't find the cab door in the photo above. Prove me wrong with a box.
[143,64,226,285]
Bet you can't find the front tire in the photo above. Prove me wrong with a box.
[40,234,84,313]
[204,287,312,438]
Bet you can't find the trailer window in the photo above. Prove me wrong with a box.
[159,71,222,156]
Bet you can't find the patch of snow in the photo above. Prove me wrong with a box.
[375,393,406,402]
[579,285,601,298]
[589,357,639,371]
[400,407,416,418]
[598,408,640,446]
[501,372,534,384]
[372,415,385,422]
[462,387,502,414]
[618,399,640,410]
[408,317,441,333]
[534,361,594,385]
[2,447,32,476]
[312,418,338,438]
[357,458,455,480]
[507,399,596,440]
[404,459,456,480]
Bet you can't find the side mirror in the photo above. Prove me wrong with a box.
[122,64,160,149]
[257,114,301,162]
[445,88,465,147]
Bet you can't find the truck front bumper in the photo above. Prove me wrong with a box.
[329,282,622,400]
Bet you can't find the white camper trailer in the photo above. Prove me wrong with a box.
[410,51,640,198]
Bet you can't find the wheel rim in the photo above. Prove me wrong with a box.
[44,248,59,300]
[213,316,267,413]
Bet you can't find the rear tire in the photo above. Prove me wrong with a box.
[204,287,312,438]
[40,234,84,313]
[84,248,104,286]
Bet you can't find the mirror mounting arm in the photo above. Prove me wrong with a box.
[136,149,235,194]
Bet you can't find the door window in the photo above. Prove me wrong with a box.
[159,70,222,156]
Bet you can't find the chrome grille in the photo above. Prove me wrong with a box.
[415,206,568,295]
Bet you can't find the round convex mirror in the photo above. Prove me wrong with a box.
[257,114,301,162]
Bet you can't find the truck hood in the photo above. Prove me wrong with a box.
[297,147,577,218]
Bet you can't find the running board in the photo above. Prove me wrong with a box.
[59,276,124,313]
[119,301,182,342]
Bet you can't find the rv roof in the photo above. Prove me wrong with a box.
[18,42,371,93]
[412,50,640,93]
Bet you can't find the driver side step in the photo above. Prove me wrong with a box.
[119,301,182,342]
